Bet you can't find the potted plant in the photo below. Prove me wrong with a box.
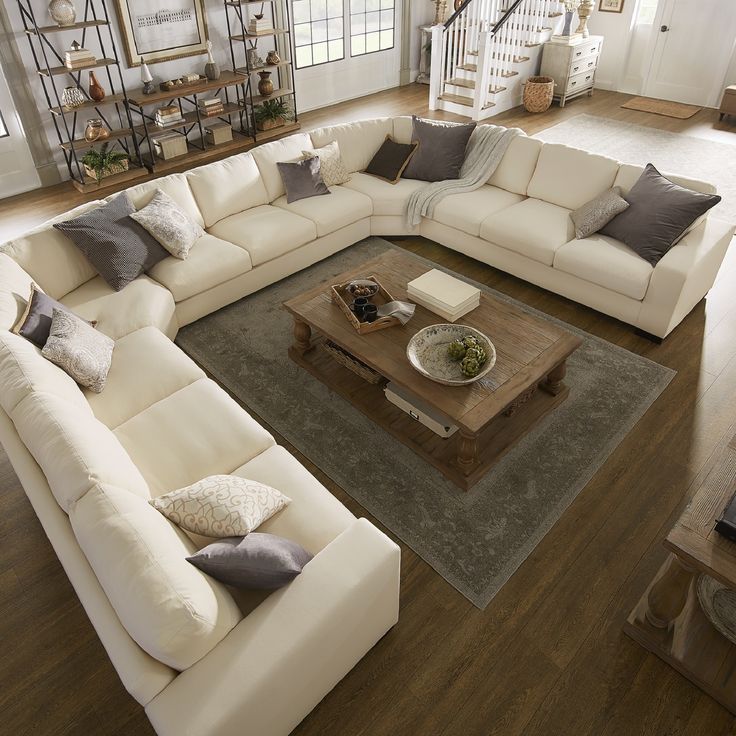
[81,142,129,183]
[253,98,293,132]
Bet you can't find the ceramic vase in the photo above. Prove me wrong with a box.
[204,39,220,81]
[266,50,280,65]
[561,10,574,36]
[88,71,105,102]
[61,85,85,109]
[257,71,274,97]
[49,0,76,26]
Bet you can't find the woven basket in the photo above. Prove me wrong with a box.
[523,76,554,113]
[322,340,384,385]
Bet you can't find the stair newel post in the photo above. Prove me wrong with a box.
[473,29,492,120]
[429,23,444,111]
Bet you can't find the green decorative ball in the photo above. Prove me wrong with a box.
[462,335,481,350]
[447,339,467,361]
[461,356,482,378]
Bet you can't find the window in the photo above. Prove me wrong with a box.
[635,0,660,24]
[350,0,394,57]
[293,0,345,69]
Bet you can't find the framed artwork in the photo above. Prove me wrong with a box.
[113,0,209,67]
[598,0,625,12]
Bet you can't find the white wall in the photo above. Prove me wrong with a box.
[589,3,638,90]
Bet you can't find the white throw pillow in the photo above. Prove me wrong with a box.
[129,188,204,260]
[302,141,351,187]
[150,474,291,537]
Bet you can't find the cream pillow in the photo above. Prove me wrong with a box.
[302,141,350,187]
[150,475,291,538]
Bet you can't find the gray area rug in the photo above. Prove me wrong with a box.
[177,238,675,608]
[534,113,736,225]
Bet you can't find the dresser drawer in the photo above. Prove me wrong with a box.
[569,55,598,76]
[566,69,595,94]
[570,38,601,64]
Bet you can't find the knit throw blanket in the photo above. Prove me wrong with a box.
[406,125,522,227]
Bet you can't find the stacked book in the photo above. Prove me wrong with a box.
[198,97,224,117]
[64,46,95,69]
[248,17,273,34]
[407,269,481,323]
[155,105,185,128]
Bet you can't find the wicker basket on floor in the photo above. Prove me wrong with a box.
[523,76,554,113]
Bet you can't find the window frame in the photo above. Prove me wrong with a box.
[292,0,347,71]
[348,0,396,59]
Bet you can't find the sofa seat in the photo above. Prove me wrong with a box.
[208,205,317,267]
[85,327,205,429]
[272,186,372,237]
[114,378,275,496]
[60,275,177,340]
[430,185,525,237]
[147,234,253,303]
[342,173,426,217]
[554,235,654,301]
[480,198,575,266]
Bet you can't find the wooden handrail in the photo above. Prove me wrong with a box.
[444,0,525,32]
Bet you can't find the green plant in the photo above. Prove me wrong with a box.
[253,98,293,124]
[81,142,129,184]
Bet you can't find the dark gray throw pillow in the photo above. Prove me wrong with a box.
[277,157,330,204]
[364,135,419,184]
[187,533,313,589]
[402,115,476,182]
[53,193,168,292]
[600,163,721,266]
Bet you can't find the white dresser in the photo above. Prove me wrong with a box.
[540,35,603,107]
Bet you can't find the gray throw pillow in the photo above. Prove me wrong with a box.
[42,308,114,393]
[600,163,721,266]
[570,187,630,240]
[187,533,313,589]
[402,115,476,182]
[277,157,330,204]
[53,193,168,291]
[364,135,419,184]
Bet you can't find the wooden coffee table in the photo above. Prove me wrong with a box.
[283,250,582,490]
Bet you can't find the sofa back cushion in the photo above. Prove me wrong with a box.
[250,133,314,202]
[527,143,619,210]
[187,152,269,228]
[71,483,242,670]
[488,135,543,196]
[310,118,394,174]
[392,116,413,144]
[0,253,35,331]
[122,173,205,228]
[0,201,102,299]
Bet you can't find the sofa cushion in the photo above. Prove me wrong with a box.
[310,118,394,173]
[60,275,177,341]
[0,254,38,331]
[488,135,543,196]
[431,185,525,237]
[301,141,350,186]
[554,235,654,301]
[122,172,205,228]
[85,326,204,429]
[480,198,574,266]
[342,172,426,217]
[0,201,101,299]
[402,116,476,182]
[114,378,276,496]
[272,185,372,237]
[277,157,331,204]
[208,205,316,267]
[71,483,242,671]
[147,233,253,303]
[186,152,268,228]
[364,136,419,184]
[250,133,314,202]
[527,143,619,210]
[232,445,356,555]
[11,391,150,512]
[392,115,413,144]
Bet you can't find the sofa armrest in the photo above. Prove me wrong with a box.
[637,217,735,337]
[145,518,401,736]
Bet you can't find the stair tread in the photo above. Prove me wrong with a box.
[439,93,495,109]
[446,79,508,94]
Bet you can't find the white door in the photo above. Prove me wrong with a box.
[643,0,736,107]
[0,63,40,199]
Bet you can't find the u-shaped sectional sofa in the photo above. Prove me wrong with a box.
[0,116,732,736]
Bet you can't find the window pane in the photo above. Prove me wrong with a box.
[293,0,345,68]
[293,1,311,24]
[350,0,393,56]
[328,17,343,39]
[295,45,312,67]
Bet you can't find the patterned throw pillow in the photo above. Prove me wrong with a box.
[129,189,204,260]
[301,141,350,186]
[570,187,630,240]
[150,475,291,538]
[42,308,114,393]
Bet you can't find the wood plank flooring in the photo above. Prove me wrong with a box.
[1,84,736,735]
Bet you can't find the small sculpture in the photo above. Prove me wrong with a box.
[266,49,281,66]
[141,61,156,95]
[88,71,105,102]
[204,40,220,81]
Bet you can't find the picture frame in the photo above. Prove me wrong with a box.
[113,0,209,67]
[598,0,625,12]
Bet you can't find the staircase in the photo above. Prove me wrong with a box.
[429,0,566,120]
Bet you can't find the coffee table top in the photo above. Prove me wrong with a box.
[284,250,582,433]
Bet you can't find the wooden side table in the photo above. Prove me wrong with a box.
[624,431,736,713]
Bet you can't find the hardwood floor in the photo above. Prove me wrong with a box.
[1,85,736,735]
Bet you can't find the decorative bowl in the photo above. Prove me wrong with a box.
[346,279,380,298]
[406,324,496,386]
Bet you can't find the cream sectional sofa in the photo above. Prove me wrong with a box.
[0,116,733,736]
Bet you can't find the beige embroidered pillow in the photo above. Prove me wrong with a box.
[301,141,350,187]
[150,475,291,538]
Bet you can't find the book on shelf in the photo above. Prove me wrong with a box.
[248,19,273,33]
[200,107,224,117]
[198,97,222,107]
[65,55,95,69]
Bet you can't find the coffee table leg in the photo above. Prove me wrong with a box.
[292,318,312,355]
[541,359,567,396]
[457,430,479,471]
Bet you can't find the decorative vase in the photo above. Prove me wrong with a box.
[265,50,280,66]
[48,0,76,26]
[561,10,574,36]
[245,47,264,70]
[257,71,274,97]
[61,85,85,109]
[204,39,220,81]
[575,0,593,38]
[522,76,554,113]
[84,118,109,142]
[88,71,105,102]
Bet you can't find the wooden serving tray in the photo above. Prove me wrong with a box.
[159,75,208,92]
[330,274,401,335]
